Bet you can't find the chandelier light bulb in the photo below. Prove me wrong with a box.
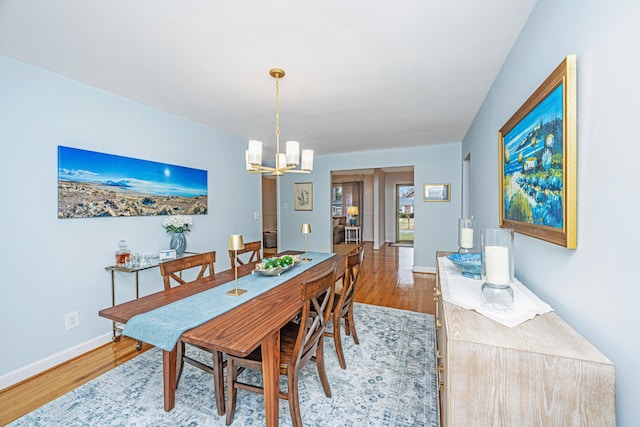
[286,140,300,165]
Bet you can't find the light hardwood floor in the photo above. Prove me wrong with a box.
[0,242,434,425]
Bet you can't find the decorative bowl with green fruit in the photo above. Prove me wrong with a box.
[253,254,301,276]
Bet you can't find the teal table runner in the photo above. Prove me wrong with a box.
[123,252,336,351]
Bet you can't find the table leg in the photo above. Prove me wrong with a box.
[110,271,120,342]
[135,271,140,299]
[134,271,143,350]
[261,330,281,427]
[162,345,178,411]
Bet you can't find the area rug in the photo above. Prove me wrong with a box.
[11,303,439,427]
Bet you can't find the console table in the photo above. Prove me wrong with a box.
[345,226,361,244]
[105,253,196,346]
[434,251,615,426]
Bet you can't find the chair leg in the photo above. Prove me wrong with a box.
[225,358,238,426]
[176,341,185,389]
[213,350,225,416]
[333,315,347,370]
[346,306,360,345]
[316,337,332,398]
[288,368,303,427]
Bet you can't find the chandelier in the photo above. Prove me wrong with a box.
[246,68,314,175]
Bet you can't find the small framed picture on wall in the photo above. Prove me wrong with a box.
[294,182,313,211]
[424,184,450,202]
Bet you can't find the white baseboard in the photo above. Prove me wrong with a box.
[413,266,436,274]
[0,332,112,391]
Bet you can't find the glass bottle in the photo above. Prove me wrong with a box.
[116,240,131,267]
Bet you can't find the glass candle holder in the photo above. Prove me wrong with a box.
[458,218,475,253]
[481,228,514,312]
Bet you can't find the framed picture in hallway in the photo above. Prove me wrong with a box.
[423,184,450,202]
[294,182,313,211]
[498,54,577,248]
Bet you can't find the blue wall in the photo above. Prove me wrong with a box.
[0,55,262,382]
[463,0,640,424]
[5,1,635,421]
[278,143,461,271]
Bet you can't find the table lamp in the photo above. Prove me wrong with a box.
[347,206,358,226]
[301,223,312,262]
[226,234,247,296]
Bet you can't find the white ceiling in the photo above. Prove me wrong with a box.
[0,0,537,157]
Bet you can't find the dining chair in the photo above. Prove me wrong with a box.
[228,240,262,268]
[225,264,337,427]
[326,245,364,369]
[159,251,216,291]
[158,251,226,416]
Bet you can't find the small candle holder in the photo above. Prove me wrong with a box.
[458,218,475,254]
[481,228,514,312]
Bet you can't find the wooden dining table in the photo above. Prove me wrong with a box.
[99,251,344,427]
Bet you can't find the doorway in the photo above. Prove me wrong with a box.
[396,184,414,243]
[262,176,278,255]
[462,153,471,218]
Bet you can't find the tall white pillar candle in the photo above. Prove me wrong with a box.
[484,246,510,285]
[460,228,474,249]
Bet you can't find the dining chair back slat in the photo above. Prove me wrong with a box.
[228,241,262,268]
[225,263,336,427]
[159,251,216,290]
[295,267,336,369]
[326,245,364,369]
[158,250,225,416]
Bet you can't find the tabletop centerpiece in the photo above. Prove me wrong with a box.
[162,214,192,257]
[254,254,301,276]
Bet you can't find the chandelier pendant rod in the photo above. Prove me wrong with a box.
[275,74,280,157]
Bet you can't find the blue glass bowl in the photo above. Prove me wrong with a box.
[447,253,481,279]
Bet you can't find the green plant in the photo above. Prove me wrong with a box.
[508,191,532,222]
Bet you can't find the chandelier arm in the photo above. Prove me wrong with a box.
[249,164,275,172]
[279,169,311,174]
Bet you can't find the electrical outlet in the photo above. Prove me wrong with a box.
[253,211,261,220]
[65,311,80,330]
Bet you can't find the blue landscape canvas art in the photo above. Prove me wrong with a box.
[58,146,208,218]
[502,84,564,228]
[499,55,576,248]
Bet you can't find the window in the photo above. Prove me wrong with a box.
[397,185,414,242]
[331,184,343,216]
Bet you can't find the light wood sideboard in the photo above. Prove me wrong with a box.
[434,251,616,426]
